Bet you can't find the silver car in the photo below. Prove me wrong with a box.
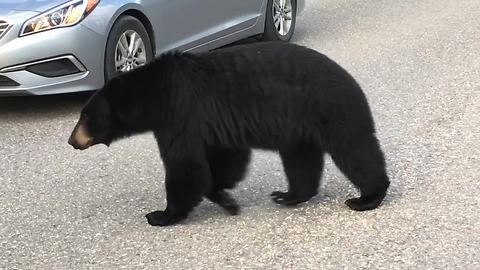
[0,0,304,95]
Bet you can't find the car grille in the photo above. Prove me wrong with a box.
[0,20,11,40]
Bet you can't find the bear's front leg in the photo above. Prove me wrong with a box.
[146,155,212,227]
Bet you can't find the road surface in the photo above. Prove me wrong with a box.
[1,0,479,268]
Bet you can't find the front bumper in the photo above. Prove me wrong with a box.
[0,18,106,95]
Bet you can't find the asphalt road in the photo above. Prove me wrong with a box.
[1,0,479,269]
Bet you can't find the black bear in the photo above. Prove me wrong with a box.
[69,42,390,226]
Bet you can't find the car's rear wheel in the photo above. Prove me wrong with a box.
[104,15,154,82]
[262,0,297,41]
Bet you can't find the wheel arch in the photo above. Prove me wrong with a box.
[118,9,156,56]
[104,6,156,57]
[102,5,156,83]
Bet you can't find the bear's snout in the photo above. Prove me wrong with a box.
[68,121,93,150]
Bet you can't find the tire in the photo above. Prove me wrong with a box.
[104,15,154,82]
[262,0,297,41]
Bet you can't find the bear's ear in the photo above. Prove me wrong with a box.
[94,96,112,123]
[104,76,131,106]
[108,76,125,88]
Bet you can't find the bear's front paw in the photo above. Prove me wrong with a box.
[145,210,187,226]
[345,194,385,211]
[270,191,314,206]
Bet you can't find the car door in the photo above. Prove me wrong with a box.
[143,0,264,54]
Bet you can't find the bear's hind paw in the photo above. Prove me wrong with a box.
[270,191,314,206]
[146,210,187,226]
[207,190,240,216]
[345,193,386,211]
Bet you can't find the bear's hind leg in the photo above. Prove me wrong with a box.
[207,190,240,216]
[272,143,324,206]
[330,135,390,211]
[206,148,251,215]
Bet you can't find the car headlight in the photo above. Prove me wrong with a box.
[20,0,100,36]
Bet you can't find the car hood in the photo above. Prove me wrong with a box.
[0,0,68,12]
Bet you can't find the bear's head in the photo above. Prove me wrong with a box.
[68,76,141,150]
[68,91,115,150]
[68,60,175,150]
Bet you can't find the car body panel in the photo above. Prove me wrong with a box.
[144,0,264,52]
[0,0,68,12]
[0,0,305,95]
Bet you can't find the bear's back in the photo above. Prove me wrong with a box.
[189,42,371,149]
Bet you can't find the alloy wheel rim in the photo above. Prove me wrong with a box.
[272,0,293,36]
[115,30,147,72]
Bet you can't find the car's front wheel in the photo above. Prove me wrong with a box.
[262,0,297,41]
[104,15,154,82]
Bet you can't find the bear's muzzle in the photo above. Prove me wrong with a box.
[68,120,93,150]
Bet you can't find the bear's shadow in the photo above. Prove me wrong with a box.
[0,92,90,121]
[134,155,401,226]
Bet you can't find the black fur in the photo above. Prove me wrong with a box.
[70,42,390,226]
